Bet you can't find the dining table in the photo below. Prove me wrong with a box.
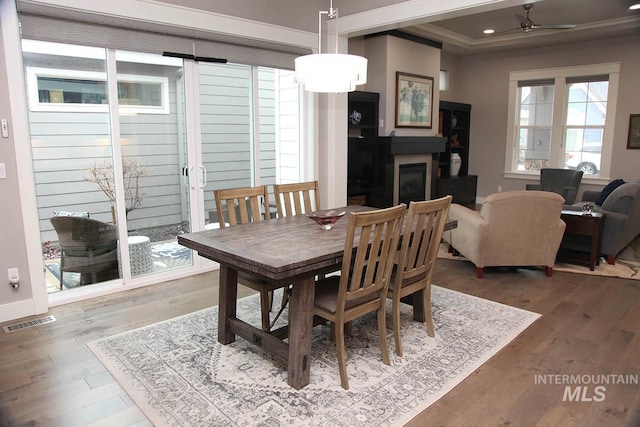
[178,204,457,390]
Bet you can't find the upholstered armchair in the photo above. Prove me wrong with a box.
[50,216,120,289]
[565,179,640,264]
[526,168,583,204]
[442,190,566,278]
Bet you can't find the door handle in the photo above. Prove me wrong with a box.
[199,165,207,189]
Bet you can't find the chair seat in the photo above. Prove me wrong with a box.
[314,277,378,314]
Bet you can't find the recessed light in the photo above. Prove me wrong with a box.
[630,3,640,10]
[483,28,495,34]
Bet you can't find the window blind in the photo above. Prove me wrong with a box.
[517,79,555,87]
[566,75,609,84]
[17,8,310,70]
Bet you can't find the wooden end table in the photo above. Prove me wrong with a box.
[558,210,606,271]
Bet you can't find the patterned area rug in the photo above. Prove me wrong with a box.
[438,235,640,280]
[88,286,539,426]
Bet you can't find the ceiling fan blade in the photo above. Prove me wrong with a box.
[531,24,576,30]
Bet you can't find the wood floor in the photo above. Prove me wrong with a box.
[1,259,639,426]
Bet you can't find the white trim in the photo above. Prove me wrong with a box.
[1,0,49,317]
[26,66,170,114]
[337,0,527,36]
[118,73,170,115]
[504,63,620,179]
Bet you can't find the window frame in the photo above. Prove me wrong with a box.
[504,63,620,182]
[26,66,170,114]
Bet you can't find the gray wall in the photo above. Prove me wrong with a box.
[451,34,640,199]
[0,16,34,307]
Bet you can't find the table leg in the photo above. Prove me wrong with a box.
[287,275,314,389]
[218,264,238,345]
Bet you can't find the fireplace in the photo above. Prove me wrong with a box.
[393,155,431,205]
[347,136,446,208]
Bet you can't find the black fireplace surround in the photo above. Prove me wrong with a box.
[347,136,446,208]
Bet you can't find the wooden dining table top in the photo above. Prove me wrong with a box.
[178,205,457,282]
[178,205,375,283]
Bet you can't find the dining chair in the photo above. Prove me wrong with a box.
[313,203,406,390]
[387,195,452,357]
[270,181,322,326]
[213,185,275,330]
[273,181,321,217]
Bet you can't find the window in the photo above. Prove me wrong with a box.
[439,69,448,91]
[26,67,169,114]
[505,64,620,179]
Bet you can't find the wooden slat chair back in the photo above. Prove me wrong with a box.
[273,181,320,217]
[270,181,322,326]
[313,203,406,389]
[213,185,274,330]
[214,185,269,227]
[388,196,452,356]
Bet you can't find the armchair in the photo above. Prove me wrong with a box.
[526,168,583,204]
[442,191,566,278]
[50,216,120,289]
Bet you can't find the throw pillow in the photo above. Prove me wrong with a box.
[53,210,90,218]
[595,179,625,206]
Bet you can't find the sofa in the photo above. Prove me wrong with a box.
[565,179,640,263]
[442,190,566,278]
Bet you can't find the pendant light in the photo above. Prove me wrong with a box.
[294,0,367,93]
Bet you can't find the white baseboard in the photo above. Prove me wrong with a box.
[0,298,45,323]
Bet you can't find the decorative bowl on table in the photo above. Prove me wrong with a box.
[305,209,346,230]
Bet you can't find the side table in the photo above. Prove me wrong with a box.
[558,210,606,271]
[126,235,154,277]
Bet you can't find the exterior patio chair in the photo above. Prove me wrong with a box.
[313,204,405,389]
[50,216,119,289]
[213,185,276,331]
[387,196,452,356]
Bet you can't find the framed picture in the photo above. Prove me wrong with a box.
[395,72,434,128]
[627,114,640,149]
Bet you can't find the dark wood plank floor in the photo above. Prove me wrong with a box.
[1,260,639,426]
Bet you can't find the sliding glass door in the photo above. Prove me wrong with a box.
[23,40,124,293]
[114,50,195,279]
[23,39,308,300]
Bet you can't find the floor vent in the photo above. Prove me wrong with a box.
[3,315,57,333]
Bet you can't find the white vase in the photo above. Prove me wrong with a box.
[450,153,462,177]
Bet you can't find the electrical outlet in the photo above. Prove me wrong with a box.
[498,185,503,192]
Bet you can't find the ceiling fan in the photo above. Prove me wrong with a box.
[517,3,576,32]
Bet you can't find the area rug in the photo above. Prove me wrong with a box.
[437,235,640,281]
[88,286,540,426]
